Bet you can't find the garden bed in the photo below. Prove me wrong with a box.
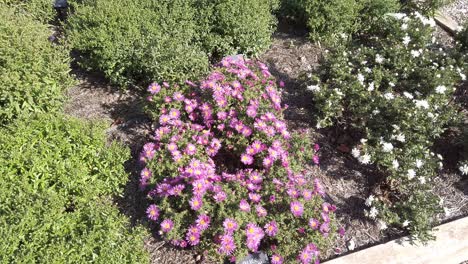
[63,14,468,262]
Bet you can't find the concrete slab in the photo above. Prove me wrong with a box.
[435,12,461,35]
[324,217,468,264]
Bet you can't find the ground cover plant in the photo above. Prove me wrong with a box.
[0,114,149,263]
[140,57,340,263]
[0,0,56,22]
[307,12,466,241]
[66,0,278,88]
[279,0,400,44]
[0,4,73,125]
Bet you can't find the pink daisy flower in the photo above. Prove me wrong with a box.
[239,199,251,212]
[264,221,278,236]
[241,154,254,165]
[196,214,211,230]
[185,143,197,155]
[290,201,304,217]
[148,83,161,94]
[218,234,236,255]
[190,196,203,211]
[256,205,267,217]
[160,219,174,233]
[223,218,239,234]
[309,218,320,230]
[271,254,284,264]
[146,204,160,221]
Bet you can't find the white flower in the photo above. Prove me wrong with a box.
[365,195,375,207]
[460,73,466,81]
[419,177,426,184]
[444,207,451,217]
[387,13,406,20]
[364,67,372,73]
[401,23,408,30]
[428,112,434,118]
[360,138,368,144]
[411,50,421,58]
[351,147,360,158]
[375,54,384,64]
[415,159,423,168]
[357,73,365,85]
[347,240,356,251]
[307,84,320,92]
[368,82,375,91]
[460,164,468,175]
[403,92,413,99]
[359,154,371,164]
[403,35,411,46]
[378,220,388,230]
[437,154,443,160]
[389,82,395,87]
[439,198,444,206]
[402,220,410,227]
[435,85,446,94]
[384,93,394,100]
[392,159,399,169]
[415,100,429,109]
[369,207,378,219]
[396,133,405,142]
[382,142,393,152]
[407,169,416,180]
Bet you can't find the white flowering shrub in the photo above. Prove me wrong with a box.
[307,13,466,240]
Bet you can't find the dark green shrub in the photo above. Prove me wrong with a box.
[279,0,400,44]
[0,114,149,263]
[195,0,279,57]
[0,4,73,125]
[66,0,279,88]
[0,0,56,22]
[458,22,468,51]
[66,0,209,87]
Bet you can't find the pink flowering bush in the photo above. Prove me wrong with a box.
[141,58,337,263]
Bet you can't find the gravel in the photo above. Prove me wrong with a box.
[440,0,468,26]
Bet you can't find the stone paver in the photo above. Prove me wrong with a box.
[325,217,468,264]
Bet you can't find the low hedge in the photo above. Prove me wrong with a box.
[279,0,400,44]
[0,0,56,22]
[0,4,73,125]
[66,0,278,88]
[0,114,149,263]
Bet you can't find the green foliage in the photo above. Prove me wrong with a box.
[0,114,149,263]
[0,4,73,125]
[66,0,278,88]
[307,13,466,241]
[195,0,279,57]
[66,0,209,88]
[0,0,56,22]
[457,21,468,52]
[279,0,400,44]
